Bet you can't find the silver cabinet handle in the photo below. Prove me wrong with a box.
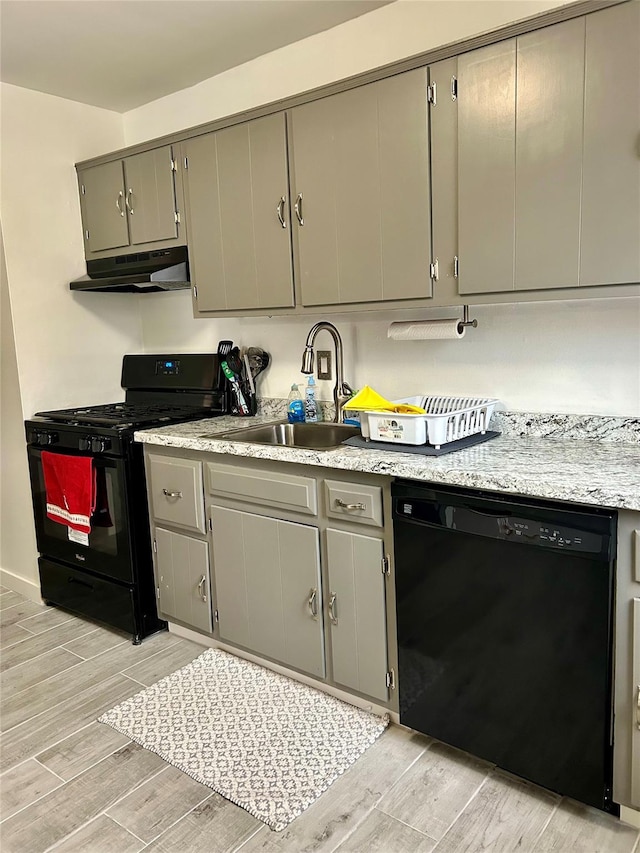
[125,188,134,214]
[335,499,366,511]
[307,587,318,620]
[276,196,287,229]
[636,684,640,729]
[294,193,304,226]
[116,191,125,216]
[328,592,338,625]
[162,489,183,498]
[197,574,207,603]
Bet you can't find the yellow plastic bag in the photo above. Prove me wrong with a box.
[343,386,425,414]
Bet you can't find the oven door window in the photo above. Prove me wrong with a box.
[28,448,133,583]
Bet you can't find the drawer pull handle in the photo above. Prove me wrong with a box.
[197,575,207,603]
[335,499,366,511]
[636,684,640,730]
[162,489,183,499]
[307,587,318,620]
[328,592,338,625]
[294,193,304,226]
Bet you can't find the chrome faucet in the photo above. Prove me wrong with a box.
[300,322,353,423]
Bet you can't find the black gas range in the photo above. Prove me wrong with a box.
[25,354,228,643]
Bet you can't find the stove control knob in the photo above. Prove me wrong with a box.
[36,431,58,446]
[78,436,92,452]
[91,437,111,453]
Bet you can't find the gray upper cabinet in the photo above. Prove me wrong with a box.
[456,40,516,295]
[437,4,639,296]
[580,1,640,287]
[515,18,586,291]
[182,113,294,313]
[122,148,180,246]
[78,160,130,254]
[78,144,182,259]
[289,68,432,307]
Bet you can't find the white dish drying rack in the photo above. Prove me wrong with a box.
[360,396,499,448]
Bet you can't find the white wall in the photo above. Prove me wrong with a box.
[0,83,141,591]
[124,0,570,142]
[139,294,640,417]
[125,0,640,418]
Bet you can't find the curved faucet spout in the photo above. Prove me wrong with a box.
[300,322,352,423]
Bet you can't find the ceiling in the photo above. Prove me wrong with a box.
[0,0,392,112]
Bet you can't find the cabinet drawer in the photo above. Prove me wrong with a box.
[324,480,383,527]
[207,463,317,516]
[148,455,205,533]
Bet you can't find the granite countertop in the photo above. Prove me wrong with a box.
[135,413,640,512]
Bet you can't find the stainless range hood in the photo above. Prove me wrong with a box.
[70,247,190,293]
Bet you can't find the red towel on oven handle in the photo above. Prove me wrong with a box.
[41,451,96,534]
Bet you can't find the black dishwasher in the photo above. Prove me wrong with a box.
[392,480,617,813]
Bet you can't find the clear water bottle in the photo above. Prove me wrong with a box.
[287,384,305,423]
[304,376,318,423]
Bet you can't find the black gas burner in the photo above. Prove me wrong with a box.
[35,402,211,429]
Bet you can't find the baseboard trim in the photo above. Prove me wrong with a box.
[620,805,640,829]
[0,568,42,603]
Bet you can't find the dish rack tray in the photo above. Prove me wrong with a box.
[361,396,499,448]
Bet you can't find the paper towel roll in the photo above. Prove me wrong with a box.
[387,320,465,340]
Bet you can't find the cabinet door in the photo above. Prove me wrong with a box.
[326,528,388,702]
[155,527,212,633]
[457,39,516,295]
[79,161,129,253]
[429,57,459,291]
[123,146,178,246]
[515,17,585,291]
[581,2,640,287]
[210,506,324,677]
[290,68,431,306]
[183,114,294,313]
[632,598,640,808]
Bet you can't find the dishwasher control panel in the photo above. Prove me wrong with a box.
[396,500,608,556]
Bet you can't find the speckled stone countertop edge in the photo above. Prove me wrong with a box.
[135,414,640,512]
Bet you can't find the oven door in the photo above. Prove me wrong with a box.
[27,446,134,583]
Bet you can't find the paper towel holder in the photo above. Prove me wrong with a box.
[460,305,478,331]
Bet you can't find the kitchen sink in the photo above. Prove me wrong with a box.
[210,421,360,450]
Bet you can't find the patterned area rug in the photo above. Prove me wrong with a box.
[98,648,389,831]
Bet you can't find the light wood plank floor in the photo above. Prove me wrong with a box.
[1,589,639,853]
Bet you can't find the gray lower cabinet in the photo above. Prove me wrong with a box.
[210,504,325,678]
[289,68,432,307]
[613,512,640,812]
[434,2,640,296]
[154,527,213,633]
[147,453,206,535]
[183,113,294,313]
[326,528,389,703]
[78,144,182,259]
[632,597,640,808]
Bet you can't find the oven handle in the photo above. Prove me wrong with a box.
[68,575,94,590]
